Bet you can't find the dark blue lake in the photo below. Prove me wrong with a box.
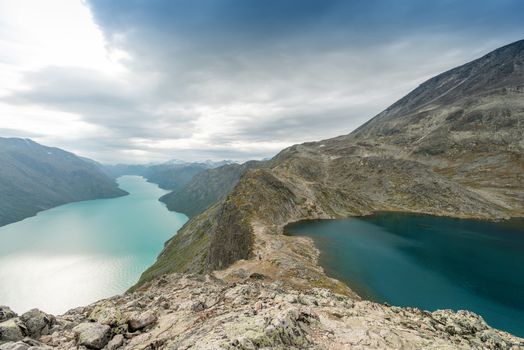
[285,213,524,337]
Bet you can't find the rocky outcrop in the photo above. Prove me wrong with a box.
[2,274,523,349]
[0,309,56,344]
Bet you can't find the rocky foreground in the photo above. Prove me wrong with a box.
[1,274,523,350]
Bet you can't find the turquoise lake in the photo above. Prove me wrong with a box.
[286,213,524,337]
[0,176,187,315]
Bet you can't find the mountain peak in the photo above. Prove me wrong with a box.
[352,39,524,138]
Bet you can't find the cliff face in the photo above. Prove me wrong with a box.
[0,138,127,227]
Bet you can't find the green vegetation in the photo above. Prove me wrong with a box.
[131,204,219,290]
[160,160,263,217]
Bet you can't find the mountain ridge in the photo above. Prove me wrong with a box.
[136,39,524,288]
[0,137,127,227]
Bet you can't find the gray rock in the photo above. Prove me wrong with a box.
[432,310,488,336]
[127,311,157,331]
[106,334,124,350]
[19,310,55,338]
[0,319,25,343]
[73,322,110,349]
[88,302,122,326]
[0,307,16,323]
[190,301,206,312]
[0,339,52,350]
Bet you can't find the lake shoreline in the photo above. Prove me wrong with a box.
[0,176,188,315]
[285,212,524,337]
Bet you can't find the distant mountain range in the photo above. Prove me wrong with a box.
[0,138,126,227]
[163,159,236,168]
[103,159,238,193]
[160,160,264,217]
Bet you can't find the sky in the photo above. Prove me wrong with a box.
[0,0,523,163]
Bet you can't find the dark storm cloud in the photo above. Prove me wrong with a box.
[5,0,524,162]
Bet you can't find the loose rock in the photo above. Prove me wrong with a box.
[127,311,157,331]
[106,334,124,350]
[0,339,52,350]
[20,309,55,338]
[73,322,110,349]
[0,319,25,343]
[0,308,16,323]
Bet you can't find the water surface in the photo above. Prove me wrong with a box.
[286,213,524,337]
[0,176,187,314]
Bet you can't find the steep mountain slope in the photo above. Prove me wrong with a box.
[136,40,524,289]
[103,160,237,192]
[145,163,210,191]
[160,160,264,217]
[0,137,127,226]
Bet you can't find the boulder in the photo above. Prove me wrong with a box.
[127,311,157,331]
[106,334,124,350]
[0,319,25,343]
[0,308,16,323]
[19,310,55,338]
[89,302,122,326]
[73,322,110,349]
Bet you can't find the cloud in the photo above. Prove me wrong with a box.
[2,0,523,162]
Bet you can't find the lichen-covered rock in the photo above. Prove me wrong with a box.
[19,309,55,338]
[7,274,524,350]
[0,308,16,324]
[127,310,157,331]
[234,307,318,348]
[0,318,25,343]
[72,322,110,349]
[432,309,489,336]
[88,301,122,326]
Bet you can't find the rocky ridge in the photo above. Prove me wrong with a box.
[1,274,523,349]
[137,40,524,288]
